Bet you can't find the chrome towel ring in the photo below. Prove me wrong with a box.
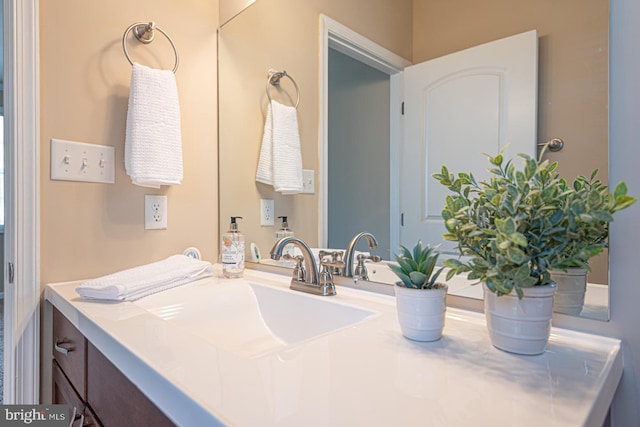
[266,69,300,109]
[122,21,179,73]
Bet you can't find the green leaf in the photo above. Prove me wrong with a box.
[389,264,412,287]
[514,263,531,281]
[506,247,527,264]
[509,232,528,247]
[399,245,412,260]
[409,271,428,287]
[587,189,603,207]
[413,241,424,263]
[614,182,627,198]
[614,195,637,211]
[496,218,517,236]
[401,256,418,272]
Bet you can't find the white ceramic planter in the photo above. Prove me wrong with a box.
[395,284,447,342]
[551,268,587,315]
[483,283,556,355]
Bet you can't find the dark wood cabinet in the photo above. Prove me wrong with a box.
[53,307,87,398]
[52,307,175,427]
[87,341,174,427]
[52,360,101,427]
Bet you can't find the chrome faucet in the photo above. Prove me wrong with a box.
[270,237,336,296]
[343,232,379,279]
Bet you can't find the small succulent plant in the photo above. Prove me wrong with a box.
[390,241,445,289]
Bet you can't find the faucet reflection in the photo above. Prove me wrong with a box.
[343,232,380,279]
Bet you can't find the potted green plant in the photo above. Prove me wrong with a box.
[390,241,447,342]
[550,170,636,314]
[432,149,578,354]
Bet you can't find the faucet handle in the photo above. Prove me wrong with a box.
[285,254,306,282]
[357,254,381,263]
[353,255,381,283]
[321,259,345,271]
[318,263,337,296]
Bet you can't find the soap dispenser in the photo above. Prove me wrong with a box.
[276,216,296,266]
[221,216,245,278]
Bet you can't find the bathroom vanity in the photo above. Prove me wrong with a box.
[45,268,622,426]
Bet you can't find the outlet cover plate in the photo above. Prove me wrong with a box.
[260,198,275,226]
[302,169,315,194]
[145,195,167,230]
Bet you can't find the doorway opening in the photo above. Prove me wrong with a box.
[318,15,410,257]
[327,48,391,258]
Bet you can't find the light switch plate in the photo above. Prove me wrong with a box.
[50,139,115,183]
[302,169,315,194]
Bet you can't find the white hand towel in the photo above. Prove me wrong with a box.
[256,100,304,194]
[76,255,213,301]
[125,62,183,188]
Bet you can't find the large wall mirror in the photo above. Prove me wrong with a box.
[218,0,610,321]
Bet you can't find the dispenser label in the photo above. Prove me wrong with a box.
[222,239,245,268]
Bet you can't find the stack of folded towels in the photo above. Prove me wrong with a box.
[76,255,213,301]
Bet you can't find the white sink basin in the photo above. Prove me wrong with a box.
[134,280,377,358]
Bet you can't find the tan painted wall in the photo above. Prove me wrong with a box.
[40,1,219,285]
[218,0,412,258]
[220,0,257,27]
[413,0,609,284]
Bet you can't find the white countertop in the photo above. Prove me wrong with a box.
[45,268,622,427]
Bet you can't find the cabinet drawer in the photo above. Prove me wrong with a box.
[53,307,87,399]
[87,342,175,427]
[52,360,102,427]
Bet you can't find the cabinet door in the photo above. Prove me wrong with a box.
[52,360,102,427]
[53,307,87,399]
[87,342,175,427]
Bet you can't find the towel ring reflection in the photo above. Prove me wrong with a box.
[122,21,179,73]
[537,137,565,152]
[266,69,300,109]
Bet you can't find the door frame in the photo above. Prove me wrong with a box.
[3,0,40,403]
[318,15,410,252]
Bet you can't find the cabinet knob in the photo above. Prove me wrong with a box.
[54,338,72,355]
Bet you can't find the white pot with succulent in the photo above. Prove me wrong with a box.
[433,147,635,355]
[390,242,447,342]
[550,170,635,315]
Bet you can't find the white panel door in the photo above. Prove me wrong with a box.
[401,30,538,256]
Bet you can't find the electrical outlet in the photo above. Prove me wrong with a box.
[145,195,167,230]
[260,199,275,226]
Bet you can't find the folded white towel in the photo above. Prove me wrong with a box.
[125,62,183,188]
[76,255,213,301]
[256,100,304,194]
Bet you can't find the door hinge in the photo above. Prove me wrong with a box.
[8,262,14,284]
[401,102,404,115]
[401,213,404,226]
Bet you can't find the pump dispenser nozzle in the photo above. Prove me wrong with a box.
[230,216,243,231]
[278,216,289,228]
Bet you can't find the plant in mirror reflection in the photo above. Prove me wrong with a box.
[553,169,636,270]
